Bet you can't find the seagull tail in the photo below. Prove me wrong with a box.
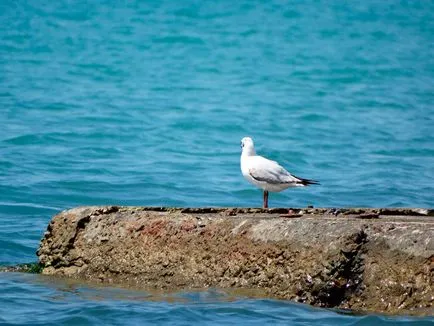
[299,178,320,186]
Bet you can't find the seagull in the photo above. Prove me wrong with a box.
[240,137,319,208]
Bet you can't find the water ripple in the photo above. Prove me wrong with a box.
[1,0,434,323]
[1,274,432,326]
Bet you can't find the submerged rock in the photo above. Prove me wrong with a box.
[37,206,433,315]
[0,263,43,273]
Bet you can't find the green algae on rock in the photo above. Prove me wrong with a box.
[0,262,43,274]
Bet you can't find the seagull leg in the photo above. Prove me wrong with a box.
[263,190,269,208]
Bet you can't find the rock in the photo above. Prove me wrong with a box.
[37,206,434,316]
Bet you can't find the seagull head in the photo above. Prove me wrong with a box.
[240,137,256,156]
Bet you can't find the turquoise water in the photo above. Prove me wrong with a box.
[1,0,433,324]
[2,274,432,326]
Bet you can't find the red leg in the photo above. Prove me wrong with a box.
[263,190,269,208]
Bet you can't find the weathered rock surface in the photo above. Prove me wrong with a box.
[37,206,433,315]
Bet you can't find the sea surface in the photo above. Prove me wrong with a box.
[1,0,433,324]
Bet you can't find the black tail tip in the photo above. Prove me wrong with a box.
[302,179,320,186]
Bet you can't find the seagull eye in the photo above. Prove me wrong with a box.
[241,142,244,148]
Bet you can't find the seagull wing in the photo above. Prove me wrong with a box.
[249,156,319,185]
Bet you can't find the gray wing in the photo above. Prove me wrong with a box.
[249,156,319,185]
[248,156,302,184]
[250,167,301,184]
